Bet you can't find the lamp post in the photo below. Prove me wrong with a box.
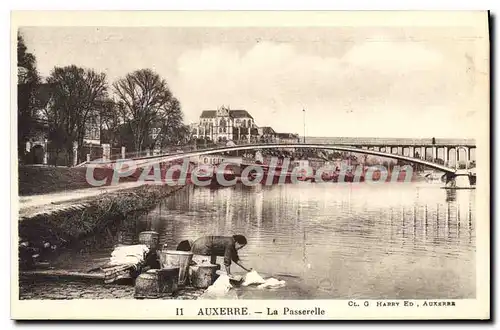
[302,108,306,143]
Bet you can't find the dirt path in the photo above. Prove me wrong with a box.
[18,181,147,220]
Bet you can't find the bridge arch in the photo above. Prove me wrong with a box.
[456,146,469,161]
[116,143,456,174]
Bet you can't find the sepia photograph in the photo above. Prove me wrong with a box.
[11,10,490,320]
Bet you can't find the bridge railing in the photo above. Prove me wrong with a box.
[304,137,476,146]
[87,139,475,168]
[101,140,399,162]
[84,142,467,173]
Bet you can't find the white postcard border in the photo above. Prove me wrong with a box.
[10,10,490,320]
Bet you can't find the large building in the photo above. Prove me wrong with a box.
[190,105,300,144]
[190,106,258,142]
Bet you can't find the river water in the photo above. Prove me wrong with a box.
[119,181,475,300]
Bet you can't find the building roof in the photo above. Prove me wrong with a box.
[200,109,254,120]
[200,110,217,118]
[276,132,299,139]
[261,126,276,134]
[230,110,253,119]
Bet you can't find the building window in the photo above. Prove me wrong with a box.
[220,118,227,133]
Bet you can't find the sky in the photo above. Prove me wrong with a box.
[20,25,488,139]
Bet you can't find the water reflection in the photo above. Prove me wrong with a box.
[116,182,475,299]
[446,189,457,202]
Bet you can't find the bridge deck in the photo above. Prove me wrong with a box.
[305,137,476,147]
[100,143,457,174]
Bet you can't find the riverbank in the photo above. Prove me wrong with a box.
[18,165,139,196]
[18,184,185,269]
[17,179,210,301]
[19,181,148,220]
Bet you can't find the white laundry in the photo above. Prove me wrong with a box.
[108,244,149,266]
[242,270,286,289]
[241,270,266,286]
[257,278,286,289]
[199,274,238,299]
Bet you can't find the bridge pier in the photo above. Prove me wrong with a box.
[468,147,475,165]
[459,147,472,167]
[444,170,473,189]
[443,146,449,165]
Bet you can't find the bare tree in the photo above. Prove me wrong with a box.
[17,33,40,85]
[152,97,190,148]
[45,65,107,164]
[113,69,174,155]
[17,32,41,159]
[99,99,122,146]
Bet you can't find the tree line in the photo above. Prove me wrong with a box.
[17,32,189,165]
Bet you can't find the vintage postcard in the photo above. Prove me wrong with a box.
[11,10,490,320]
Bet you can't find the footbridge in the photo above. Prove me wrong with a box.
[89,143,476,188]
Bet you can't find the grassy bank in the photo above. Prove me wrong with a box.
[18,165,138,196]
[18,184,184,268]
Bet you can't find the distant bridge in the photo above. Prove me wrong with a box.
[93,143,464,174]
[303,137,476,148]
[87,141,477,188]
